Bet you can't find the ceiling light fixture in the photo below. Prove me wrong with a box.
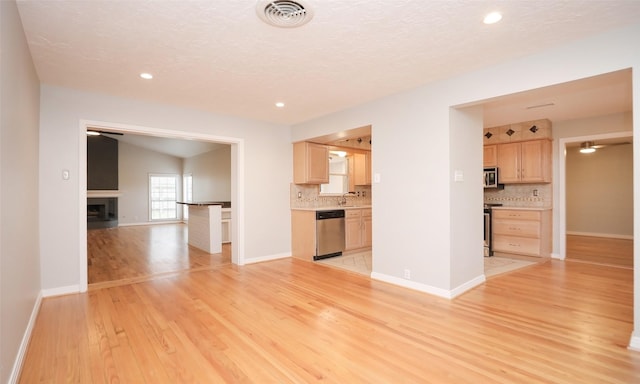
[579,141,596,154]
[86,131,100,136]
[275,102,285,108]
[256,0,313,28]
[140,73,153,80]
[483,11,502,25]
[330,150,347,158]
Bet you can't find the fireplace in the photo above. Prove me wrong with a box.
[87,197,118,229]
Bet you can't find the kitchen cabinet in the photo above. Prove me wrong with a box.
[483,145,497,167]
[291,210,317,261]
[497,139,551,184]
[492,208,551,257]
[353,152,371,186]
[221,208,231,243]
[345,208,372,250]
[293,142,329,184]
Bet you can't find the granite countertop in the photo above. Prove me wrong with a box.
[491,206,551,211]
[291,205,372,211]
[178,201,231,208]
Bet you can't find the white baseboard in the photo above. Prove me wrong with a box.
[41,284,80,298]
[551,252,564,260]
[243,252,291,265]
[629,332,640,351]
[8,291,43,384]
[567,231,633,240]
[370,272,484,299]
[118,220,183,227]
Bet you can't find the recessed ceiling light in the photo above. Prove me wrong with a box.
[483,11,502,25]
[140,73,153,80]
[275,102,285,108]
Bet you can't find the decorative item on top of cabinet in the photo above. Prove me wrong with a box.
[483,145,497,167]
[497,139,551,184]
[483,119,552,144]
[293,142,329,184]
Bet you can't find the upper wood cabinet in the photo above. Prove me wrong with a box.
[497,139,551,184]
[353,152,371,186]
[293,142,329,184]
[483,145,497,167]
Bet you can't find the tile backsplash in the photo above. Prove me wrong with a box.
[484,183,552,208]
[290,184,372,209]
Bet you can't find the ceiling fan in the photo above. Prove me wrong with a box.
[86,130,123,136]
[579,140,631,153]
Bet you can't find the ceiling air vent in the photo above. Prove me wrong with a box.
[256,0,314,28]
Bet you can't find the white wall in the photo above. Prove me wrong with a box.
[1,1,41,382]
[39,85,292,291]
[119,141,184,225]
[292,20,640,316]
[566,142,633,237]
[183,145,231,202]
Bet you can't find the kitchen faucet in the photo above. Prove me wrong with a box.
[338,192,355,206]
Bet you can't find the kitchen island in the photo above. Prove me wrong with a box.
[177,201,224,254]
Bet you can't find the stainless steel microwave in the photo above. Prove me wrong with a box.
[483,167,502,189]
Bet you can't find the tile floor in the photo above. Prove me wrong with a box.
[316,251,536,278]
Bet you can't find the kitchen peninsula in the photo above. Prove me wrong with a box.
[178,201,227,253]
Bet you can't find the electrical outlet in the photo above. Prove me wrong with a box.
[533,189,538,197]
[297,192,302,199]
[404,269,411,279]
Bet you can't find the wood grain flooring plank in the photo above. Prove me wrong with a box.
[20,254,640,383]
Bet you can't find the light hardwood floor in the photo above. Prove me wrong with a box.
[566,234,633,268]
[20,253,640,382]
[88,224,231,288]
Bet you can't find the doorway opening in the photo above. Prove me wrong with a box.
[78,120,245,292]
[559,131,633,268]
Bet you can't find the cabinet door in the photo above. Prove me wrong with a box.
[293,142,329,184]
[483,145,497,167]
[347,155,356,192]
[520,140,550,183]
[362,215,372,247]
[353,153,371,186]
[496,142,520,183]
[345,218,363,250]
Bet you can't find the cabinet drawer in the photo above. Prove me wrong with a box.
[361,209,372,217]
[492,210,541,221]
[493,219,540,238]
[493,235,540,256]
[345,209,362,218]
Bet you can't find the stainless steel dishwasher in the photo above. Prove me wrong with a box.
[314,209,345,260]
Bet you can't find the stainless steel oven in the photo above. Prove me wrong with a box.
[484,204,502,256]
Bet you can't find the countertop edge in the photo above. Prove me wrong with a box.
[291,206,372,211]
[491,206,552,211]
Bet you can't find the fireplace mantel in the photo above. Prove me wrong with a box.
[87,190,122,198]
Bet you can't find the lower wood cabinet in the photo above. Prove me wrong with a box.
[492,208,551,257]
[345,208,372,250]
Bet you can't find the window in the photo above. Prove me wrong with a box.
[182,173,193,220]
[149,174,178,220]
[320,154,350,195]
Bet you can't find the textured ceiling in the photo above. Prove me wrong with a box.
[15,0,640,126]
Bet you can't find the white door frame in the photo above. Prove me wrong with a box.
[78,119,245,292]
[557,131,633,260]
